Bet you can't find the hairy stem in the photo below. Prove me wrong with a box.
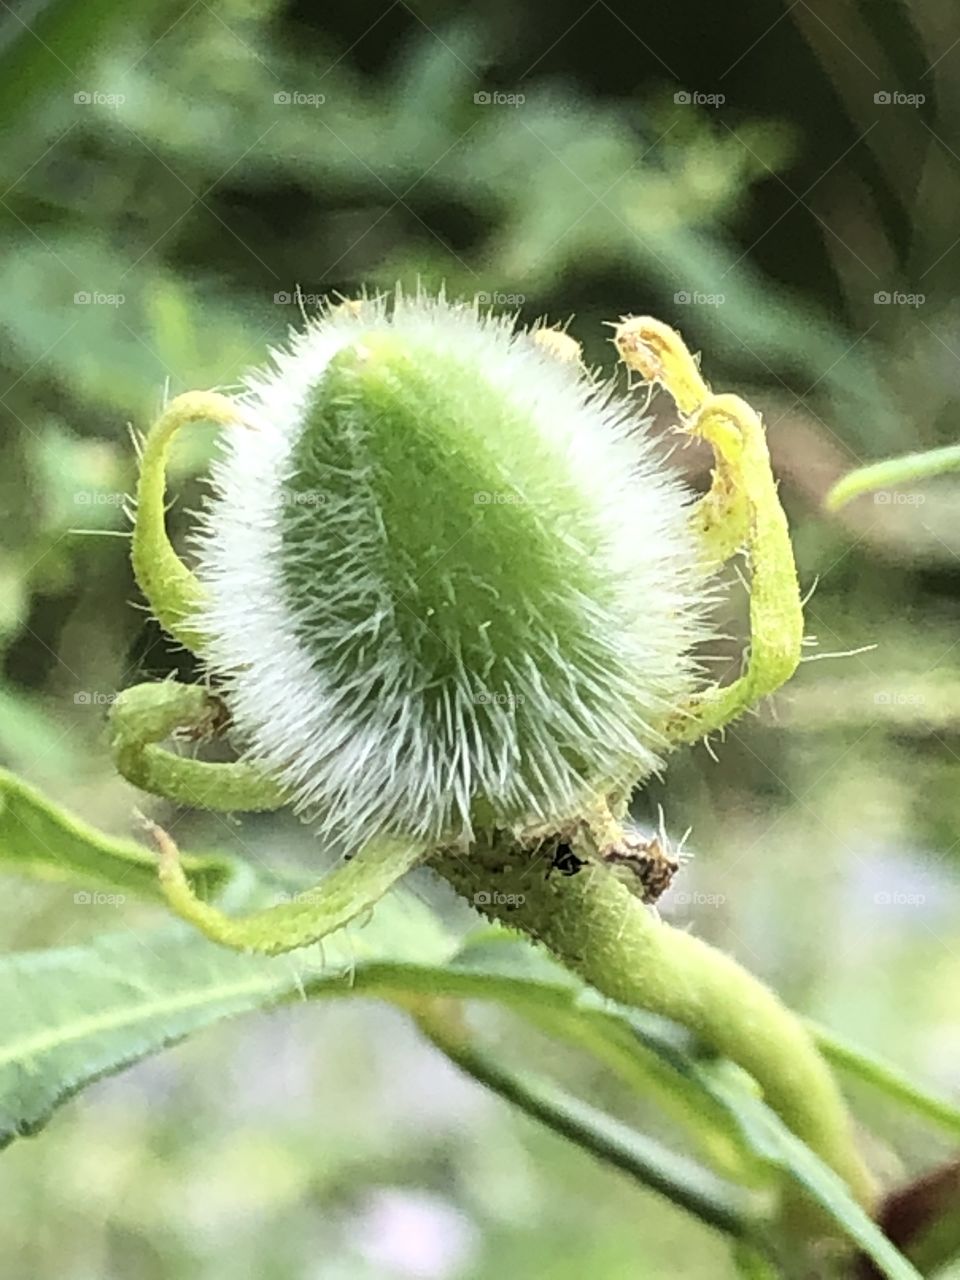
[132,389,242,652]
[615,317,804,743]
[145,817,430,955]
[110,681,287,812]
[430,843,875,1218]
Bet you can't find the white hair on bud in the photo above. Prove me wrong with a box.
[192,290,711,854]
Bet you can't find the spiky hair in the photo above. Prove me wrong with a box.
[192,292,710,852]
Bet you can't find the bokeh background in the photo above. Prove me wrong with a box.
[1,1,959,1276]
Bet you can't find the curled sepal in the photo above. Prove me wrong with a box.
[143,817,430,955]
[615,318,803,742]
[110,680,287,812]
[132,390,244,653]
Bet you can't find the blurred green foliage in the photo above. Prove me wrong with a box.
[2,1,960,1277]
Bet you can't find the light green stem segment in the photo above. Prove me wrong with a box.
[431,845,876,1215]
[614,318,804,743]
[826,443,960,510]
[674,391,803,741]
[132,389,242,652]
[109,680,430,955]
[146,816,429,955]
[110,681,287,812]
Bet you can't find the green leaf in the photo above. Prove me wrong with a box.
[0,766,238,903]
[411,997,768,1241]
[0,0,141,123]
[453,945,919,1278]
[701,1067,922,1280]
[0,913,921,1277]
[811,1019,960,1139]
[0,910,771,1245]
[448,933,764,1183]
[0,892,454,1148]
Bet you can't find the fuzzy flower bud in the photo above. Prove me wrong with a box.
[192,293,710,852]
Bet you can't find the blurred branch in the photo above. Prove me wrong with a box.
[827,445,960,510]
[812,1022,960,1140]
[406,994,773,1244]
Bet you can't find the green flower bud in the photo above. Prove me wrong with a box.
[192,293,710,851]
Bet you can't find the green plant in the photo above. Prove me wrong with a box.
[11,294,960,1278]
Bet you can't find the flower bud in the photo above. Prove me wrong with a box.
[193,293,710,851]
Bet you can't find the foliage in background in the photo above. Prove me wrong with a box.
[2,1,960,1278]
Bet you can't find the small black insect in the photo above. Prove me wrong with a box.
[547,841,588,878]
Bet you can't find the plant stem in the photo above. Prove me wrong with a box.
[826,444,960,511]
[409,996,769,1242]
[811,1021,960,1139]
[431,846,876,1218]
[132,390,241,652]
